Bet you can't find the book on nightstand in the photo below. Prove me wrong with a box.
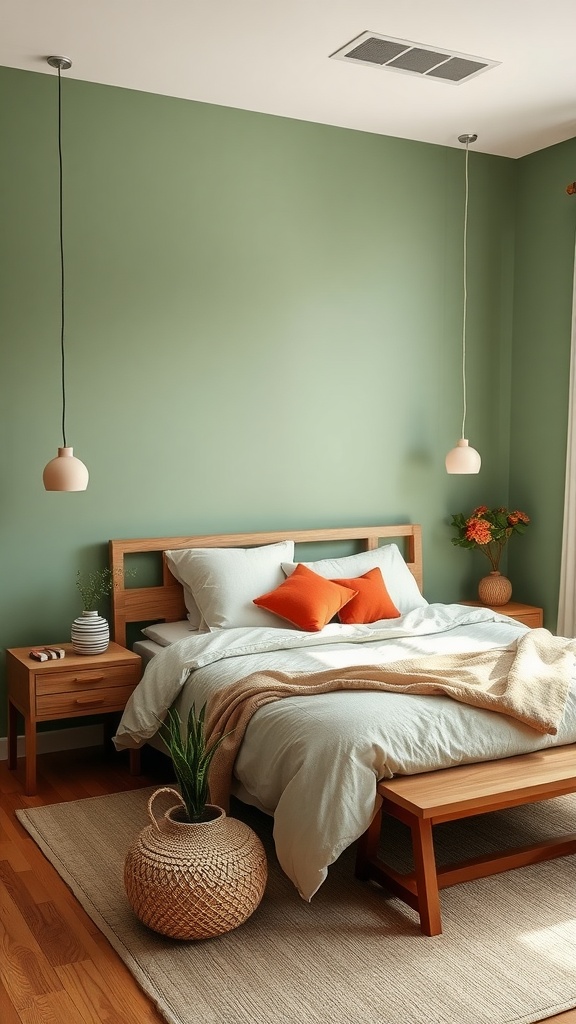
[29,647,66,661]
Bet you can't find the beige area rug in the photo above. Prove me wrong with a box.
[17,788,576,1024]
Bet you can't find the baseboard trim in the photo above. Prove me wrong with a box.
[0,723,104,761]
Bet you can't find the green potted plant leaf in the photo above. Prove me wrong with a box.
[75,566,126,612]
[158,703,231,823]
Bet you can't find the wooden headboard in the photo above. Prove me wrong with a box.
[109,524,423,647]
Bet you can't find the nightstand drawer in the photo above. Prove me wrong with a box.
[36,684,138,719]
[35,663,140,695]
[511,610,543,628]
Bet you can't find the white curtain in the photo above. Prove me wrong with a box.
[557,240,576,636]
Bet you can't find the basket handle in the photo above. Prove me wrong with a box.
[147,786,185,830]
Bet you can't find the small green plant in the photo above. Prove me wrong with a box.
[159,704,232,823]
[75,566,135,611]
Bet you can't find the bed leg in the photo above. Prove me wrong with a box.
[129,748,142,776]
[355,805,382,880]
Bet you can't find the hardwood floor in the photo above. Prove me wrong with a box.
[0,745,575,1024]
[0,745,171,1023]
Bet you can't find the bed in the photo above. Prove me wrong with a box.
[110,524,576,927]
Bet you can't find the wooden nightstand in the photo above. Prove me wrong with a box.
[459,601,543,628]
[6,641,141,795]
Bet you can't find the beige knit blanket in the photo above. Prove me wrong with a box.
[205,628,575,810]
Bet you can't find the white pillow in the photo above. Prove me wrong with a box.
[281,543,427,615]
[141,620,193,647]
[165,541,295,630]
[164,553,204,629]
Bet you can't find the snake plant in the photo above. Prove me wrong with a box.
[159,704,230,823]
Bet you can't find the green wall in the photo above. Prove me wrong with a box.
[0,64,528,736]
[506,136,573,622]
[508,137,576,623]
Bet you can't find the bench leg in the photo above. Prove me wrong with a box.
[411,818,442,936]
[356,799,442,937]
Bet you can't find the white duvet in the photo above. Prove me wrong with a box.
[114,604,576,901]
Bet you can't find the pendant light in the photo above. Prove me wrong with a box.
[445,133,481,475]
[43,56,89,491]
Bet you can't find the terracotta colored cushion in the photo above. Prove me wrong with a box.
[332,568,401,624]
[253,563,357,632]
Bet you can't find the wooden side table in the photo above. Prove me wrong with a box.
[6,641,141,795]
[459,601,543,628]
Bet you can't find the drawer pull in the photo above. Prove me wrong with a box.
[74,696,106,706]
[75,675,105,685]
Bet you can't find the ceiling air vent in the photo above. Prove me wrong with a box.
[330,31,499,85]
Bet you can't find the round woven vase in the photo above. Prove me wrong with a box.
[477,571,512,607]
[71,610,110,655]
[124,787,268,940]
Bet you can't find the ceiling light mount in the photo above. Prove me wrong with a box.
[458,133,477,146]
[47,55,72,71]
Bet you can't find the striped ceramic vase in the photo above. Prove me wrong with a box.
[71,610,110,655]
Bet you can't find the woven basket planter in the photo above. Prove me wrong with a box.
[124,787,268,940]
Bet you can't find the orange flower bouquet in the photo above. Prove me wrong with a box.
[450,506,530,571]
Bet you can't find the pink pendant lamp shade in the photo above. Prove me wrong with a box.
[43,56,89,492]
[445,438,481,474]
[43,447,90,491]
[445,133,481,475]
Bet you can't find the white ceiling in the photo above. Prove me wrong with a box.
[3,0,576,159]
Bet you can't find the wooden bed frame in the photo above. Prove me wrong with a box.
[109,523,576,935]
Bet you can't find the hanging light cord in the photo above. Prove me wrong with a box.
[56,64,67,448]
[460,137,470,441]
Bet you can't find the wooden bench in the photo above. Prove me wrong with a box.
[355,744,576,936]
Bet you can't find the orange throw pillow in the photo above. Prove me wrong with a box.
[332,567,401,624]
[253,563,357,632]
